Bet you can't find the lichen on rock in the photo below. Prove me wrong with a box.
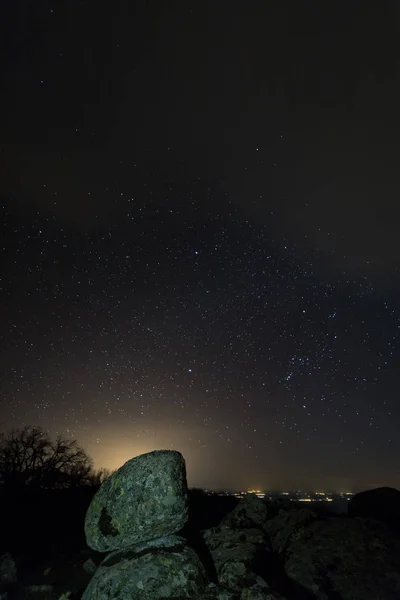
[84,450,189,552]
[81,535,207,600]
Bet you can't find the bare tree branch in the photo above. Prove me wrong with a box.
[0,426,96,490]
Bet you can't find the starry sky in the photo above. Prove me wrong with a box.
[1,1,400,493]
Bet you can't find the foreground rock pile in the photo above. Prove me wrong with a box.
[83,450,207,599]
[81,450,400,600]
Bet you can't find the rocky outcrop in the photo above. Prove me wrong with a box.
[348,486,400,533]
[219,494,269,531]
[82,535,207,600]
[85,450,189,552]
[81,461,289,600]
[202,495,400,599]
[284,515,400,600]
[83,450,206,599]
[264,507,318,558]
[81,451,400,599]
[200,495,287,599]
[203,526,272,592]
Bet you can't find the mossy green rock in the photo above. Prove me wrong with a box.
[81,535,207,600]
[85,450,189,551]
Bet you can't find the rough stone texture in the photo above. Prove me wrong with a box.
[220,494,269,531]
[196,582,237,599]
[263,507,317,558]
[197,580,284,600]
[240,576,286,599]
[284,515,400,600]
[203,527,272,592]
[80,450,400,599]
[348,486,400,533]
[240,583,282,600]
[195,578,285,599]
[0,554,17,585]
[81,535,207,600]
[85,450,189,551]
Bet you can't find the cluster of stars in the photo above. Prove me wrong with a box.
[1,185,400,490]
[1,0,400,490]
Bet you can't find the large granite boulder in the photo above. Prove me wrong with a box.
[85,450,189,552]
[220,494,269,531]
[203,526,272,592]
[348,487,400,533]
[82,535,207,600]
[283,515,400,600]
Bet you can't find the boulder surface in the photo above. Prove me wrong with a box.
[204,526,272,592]
[85,450,189,551]
[82,535,207,600]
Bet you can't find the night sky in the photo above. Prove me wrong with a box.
[1,1,400,493]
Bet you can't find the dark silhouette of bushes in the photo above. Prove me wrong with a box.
[0,425,113,557]
[0,425,94,491]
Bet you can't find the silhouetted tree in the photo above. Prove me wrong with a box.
[0,425,94,490]
[86,466,114,488]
